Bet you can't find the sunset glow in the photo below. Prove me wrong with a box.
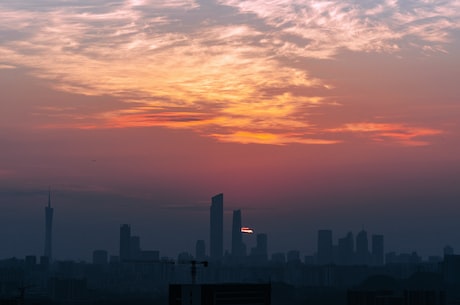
[1,0,460,259]
[1,0,458,145]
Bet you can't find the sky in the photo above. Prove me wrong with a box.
[1,0,460,261]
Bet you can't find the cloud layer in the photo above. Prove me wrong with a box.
[1,0,457,144]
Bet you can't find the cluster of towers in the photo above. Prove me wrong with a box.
[316,229,384,266]
[208,193,267,263]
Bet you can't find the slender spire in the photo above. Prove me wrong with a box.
[44,186,54,261]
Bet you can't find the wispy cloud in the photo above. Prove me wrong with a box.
[0,0,455,145]
[219,0,460,58]
[328,122,444,146]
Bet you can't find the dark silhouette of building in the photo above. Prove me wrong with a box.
[130,235,141,259]
[44,188,54,262]
[317,229,333,265]
[338,232,354,265]
[251,233,268,263]
[371,234,384,266]
[356,230,370,265]
[169,283,271,305]
[119,224,131,262]
[286,250,300,263]
[210,193,223,261]
[196,240,206,261]
[231,210,244,258]
[443,245,454,256]
[92,250,108,265]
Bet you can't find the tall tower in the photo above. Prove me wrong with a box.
[231,209,244,257]
[119,224,131,262]
[371,234,384,266]
[317,230,333,265]
[210,193,223,261]
[256,233,268,262]
[195,240,206,261]
[44,188,54,261]
[338,232,354,265]
[356,230,369,265]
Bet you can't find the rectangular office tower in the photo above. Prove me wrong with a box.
[317,230,333,265]
[372,234,384,266]
[210,193,223,261]
[119,224,131,262]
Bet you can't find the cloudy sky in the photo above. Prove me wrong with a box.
[1,0,460,260]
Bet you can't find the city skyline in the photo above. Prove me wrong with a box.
[0,190,456,262]
[1,0,460,263]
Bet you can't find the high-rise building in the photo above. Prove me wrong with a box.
[371,234,384,266]
[256,233,268,262]
[338,232,354,265]
[195,240,206,261]
[231,210,244,258]
[250,233,268,264]
[317,230,333,265]
[210,193,223,261]
[356,230,370,265]
[44,188,54,262]
[130,235,141,260]
[119,224,131,262]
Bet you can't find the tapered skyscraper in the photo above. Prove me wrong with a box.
[210,193,223,261]
[44,189,54,261]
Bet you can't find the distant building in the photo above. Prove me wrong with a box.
[231,210,244,258]
[271,252,286,264]
[169,283,271,305]
[196,240,206,261]
[338,232,354,265]
[317,230,333,265]
[210,193,223,261]
[443,245,454,256]
[251,233,268,263]
[130,235,141,259]
[44,188,54,262]
[356,230,370,265]
[92,250,108,265]
[119,224,131,262]
[287,250,300,263]
[371,234,384,266]
[25,255,37,270]
[140,250,160,261]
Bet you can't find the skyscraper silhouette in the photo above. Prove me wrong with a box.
[196,240,206,261]
[256,233,268,262]
[356,230,370,265]
[210,193,223,261]
[44,188,54,261]
[119,224,131,262]
[317,230,333,265]
[231,209,244,258]
[371,234,384,265]
[338,232,354,265]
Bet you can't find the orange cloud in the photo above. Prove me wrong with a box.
[329,122,443,146]
[211,131,340,145]
[0,1,454,145]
